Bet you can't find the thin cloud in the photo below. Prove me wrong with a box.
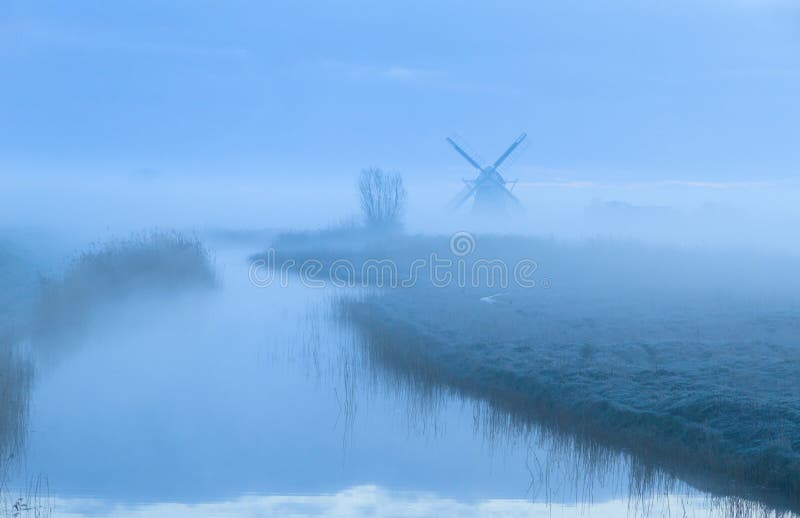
[321,60,433,83]
[383,66,426,81]
[514,179,781,190]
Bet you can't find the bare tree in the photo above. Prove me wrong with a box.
[359,167,407,229]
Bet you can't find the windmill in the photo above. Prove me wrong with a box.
[446,133,527,213]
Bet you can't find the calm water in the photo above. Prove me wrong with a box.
[3,245,769,517]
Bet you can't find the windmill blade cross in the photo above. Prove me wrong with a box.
[445,132,527,211]
[446,137,485,173]
[498,181,522,206]
[447,185,475,209]
[492,132,527,169]
[448,172,489,209]
[483,174,522,207]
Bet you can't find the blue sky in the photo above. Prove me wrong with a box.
[2,0,799,181]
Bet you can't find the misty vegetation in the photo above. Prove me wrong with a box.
[331,237,800,513]
[0,230,218,516]
[0,242,35,515]
[260,226,800,513]
[358,168,407,230]
[261,169,409,273]
[34,231,215,334]
[317,297,788,518]
[0,231,216,467]
[0,346,31,485]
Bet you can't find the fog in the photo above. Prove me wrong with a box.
[2,1,799,516]
[4,171,800,255]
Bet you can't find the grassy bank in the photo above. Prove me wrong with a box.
[267,229,800,512]
[341,290,800,512]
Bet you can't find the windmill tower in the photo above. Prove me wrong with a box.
[446,133,527,214]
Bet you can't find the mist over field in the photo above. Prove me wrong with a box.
[4,172,800,254]
[2,0,799,516]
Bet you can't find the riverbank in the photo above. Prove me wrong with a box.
[263,229,800,512]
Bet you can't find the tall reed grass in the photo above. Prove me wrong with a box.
[34,231,215,334]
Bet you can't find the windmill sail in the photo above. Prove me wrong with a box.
[448,181,481,209]
[492,133,527,169]
[445,137,484,172]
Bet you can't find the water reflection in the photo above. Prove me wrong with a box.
[46,486,755,518]
[0,340,42,517]
[0,344,30,478]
